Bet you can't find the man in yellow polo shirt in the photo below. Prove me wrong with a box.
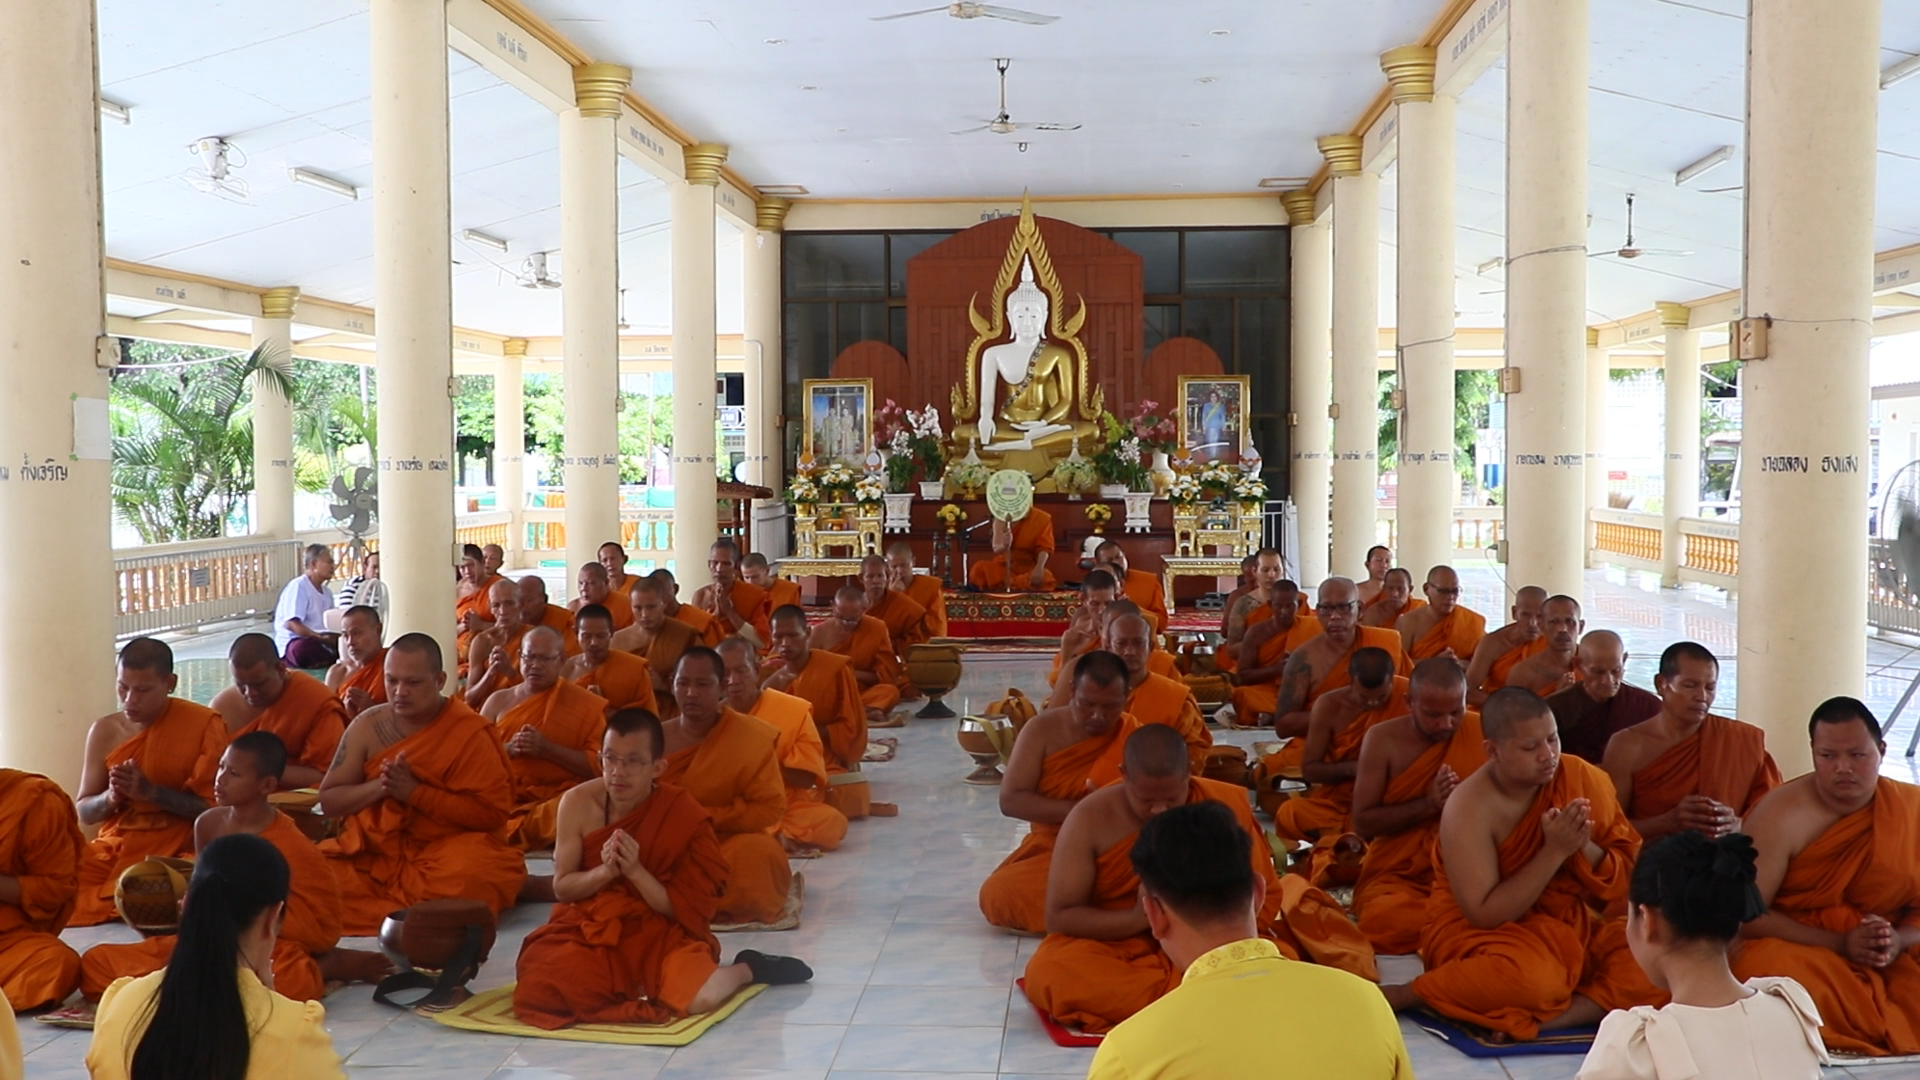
[1086,801,1412,1080]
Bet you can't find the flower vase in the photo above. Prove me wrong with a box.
[883,492,914,533]
[918,480,944,500]
[1123,491,1153,534]
[1149,452,1177,497]
[1098,483,1127,498]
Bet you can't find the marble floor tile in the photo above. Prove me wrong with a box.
[832,1024,1007,1073]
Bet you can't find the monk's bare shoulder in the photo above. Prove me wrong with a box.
[557,777,610,823]
[85,711,138,758]
[1600,721,1662,772]
[1742,774,1829,853]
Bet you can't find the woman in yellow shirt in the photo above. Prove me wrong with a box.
[85,832,343,1080]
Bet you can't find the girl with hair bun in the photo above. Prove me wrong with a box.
[1578,831,1827,1080]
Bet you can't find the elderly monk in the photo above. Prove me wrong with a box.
[1359,567,1424,629]
[1501,594,1583,697]
[1093,540,1168,633]
[810,586,906,725]
[970,506,1057,591]
[1024,726,1377,1033]
[720,637,849,854]
[565,604,656,713]
[1603,641,1778,843]
[325,604,388,719]
[980,652,1141,934]
[1225,579,1324,726]
[1218,548,1287,672]
[1546,630,1660,763]
[1395,565,1486,662]
[1217,554,1260,637]
[660,648,793,925]
[653,567,719,643]
[480,627,608,852]
[692,538,772,647]
[597,541,635,594]
[742,551,803,613]
[1270,647,1408,846]
[886,542,949,638]
[520,574,575,640]
[1042,602,1179,709]
[1105,599,1180,680]
[1049,569,1121,686]
[0,767,85,1010]
[79,733,387,1005]
[1733,697,1920,1056]
[1267,577,1410,737]
[614,575,703,713]
[318,633,526,932]
[860,553,928,652]
[513,708,811,1028]
[464,577,533,706]
[1463,586,1550,706]
[1349,658,1487,954]
[455,543,500,662]
[1382,688,1660,1040]
[211,633,347,789]
[72,637,227,926]
[571,562,635,632]
[763,606,869,786]
[1358,544,1393,608]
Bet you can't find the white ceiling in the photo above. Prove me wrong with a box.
[94,0,1920,342]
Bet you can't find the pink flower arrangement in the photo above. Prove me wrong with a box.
[1126,400,1178,452]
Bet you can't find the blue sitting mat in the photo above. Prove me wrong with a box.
[1414,1009,1597,1058]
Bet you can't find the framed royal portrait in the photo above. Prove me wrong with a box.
[802,378,874,467]
[1178,374,1250,464]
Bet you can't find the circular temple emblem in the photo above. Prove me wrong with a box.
[985,469,1035,521]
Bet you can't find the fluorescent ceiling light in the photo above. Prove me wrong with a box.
[758,184,809,196]
[99,98,131,124]
[1883,53,1920,90]
[461,229,509,252]
[1675,145,1736,186]
[1257,176,1310,189]
[1476,257,1505,276]
[289,167,357,200]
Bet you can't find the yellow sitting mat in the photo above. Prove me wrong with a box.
[430,982,766,1045]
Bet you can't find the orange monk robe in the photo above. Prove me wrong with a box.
[0,771,85,1010]
[903,574,949,638]
[1232,620,1403,723]
[1352,711,1488,954]
[702,580,771,647]
[968,508,1058,590]
[1127,673,1212,775]
[749,689,848,851]
[659,708,792,925]
[1214,600,1281,676]
[1023,776,1377,1033]
[574,649,656,713]
[869,588,929,651]
[822,614,905,713]
[319,699,525,934]
[596,589,636,630]
[783,651,868,776]
[978,715,1143,934]
[1409,607,1487,661]
[635,617,701,686]
[1148,650,1179,679]
[1627,714,1780,842]
[535,604,585,657]
[1218,602,1318,686]
[1118,569,1169,633]
[669,603,719,644]
[455,576,499,663]
[1731,778,1920,1056]
[470,625,532,696]
[1412,755,1662,1040]
[338,648,388,708]
[72,699,228,926]
[512,783,730,1029]
[1271,677,1411,844]
[762,577,803,615]
[1484,636,1551,694]
[1367,595,1426,620]
[81,812,340,1004]
[233,671,347,782]
[498,681,611,851]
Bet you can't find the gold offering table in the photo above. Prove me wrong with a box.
[1161,556,1248,607]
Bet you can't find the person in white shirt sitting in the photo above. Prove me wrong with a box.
[274,544,338,669]
[1578,831,1827,1080]
[335,550,388,625]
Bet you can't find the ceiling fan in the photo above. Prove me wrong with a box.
[873,3,1059,25]
[953,57,1080,136]
[1591,193,1694,261]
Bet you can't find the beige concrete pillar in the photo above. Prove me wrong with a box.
[251,287,299,538]
[670,143,726,586]
[1585,329,1608,569]
[497,338,527,569]
[561,62,630,575]
[1501,0,1590,600]
[1737,0,1877,775]
[1384,46,1457,577]
[1321,135,1381,579]
[0,0,115,781]
[1283,190,1332,586]
[1657,304,1699,587]
[370,0,456,655]
[744,196,790,557]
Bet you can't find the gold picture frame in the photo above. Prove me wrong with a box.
[802,378,875,467]
[1177,374,1250,465]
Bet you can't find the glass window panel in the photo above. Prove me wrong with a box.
[836,302,890,351]
[1144,304,1180,354]
[785,233,886,299]
[1111,231,1180,295]
[889,305,909,354]
[1235,298,1284,380]
[1183,229,1286,294]
[784,304,831,382]
[1181,298,1235,366]
[887,232,953,295]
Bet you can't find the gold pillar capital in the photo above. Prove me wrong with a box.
[756,196,792,232]
[1380,45,1437,103]
[683,142,728,186]
[1317,135,1365,177]
[1655,301,1691,330]
[1279,190,1317,227]
[1587,327,1602,349]
[571,62,632,119]
[258,286,300,321]
[502,338,529,358]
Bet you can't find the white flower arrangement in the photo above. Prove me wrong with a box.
[1168,474,1203,505]
[888,428,911,456]
[945,458,991,493]
[1051,456,1098,494]
[1116,437,1142,466]
[1233,474,1268,503]
[854,474,886,505]
[818,462,857,493]
[908,404,944,441]
[786,474,821,505]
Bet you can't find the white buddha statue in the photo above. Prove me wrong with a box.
[976,258,1078,449]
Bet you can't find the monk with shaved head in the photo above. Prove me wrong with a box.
[613,574,701,715]
[1224,578,1323,726]
[456,543,501,662]
[651,567,718,643]
[718,636,849,855]
[572,561,634,631]
[762,605,870,820]
[1501,594,1582,697]
[691,538,772,647]
[521,574,575,641]
[860,553,927,656]
[1260,577,1409,736]
[1545,630,1660,762]
[1359,567,1423,629]
[810,585,906,728]
[1462,585,1551,706]
[465,576,533,706]
[885,542,948,638]
[741,552,802,613]
[1358,545,1392,608]
[596,541,633,593]
[1394,565,1485,662]
[211,632,347,789]
[1270,647,1408,850]
[481,626,610,851]
[1050,569,1121,686]
[1093,540,1168,633]
[564,603,656,713]
[325,604,388,719]
[1218,549,1289,673]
